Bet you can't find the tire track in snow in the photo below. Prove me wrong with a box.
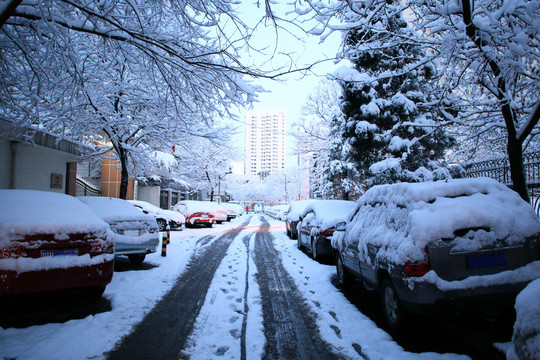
[106,218,251,360]
[254,217,338,360]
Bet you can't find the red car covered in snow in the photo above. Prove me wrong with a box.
[0,190,114,298]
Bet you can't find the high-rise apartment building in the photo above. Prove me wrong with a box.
[245,110,287,176]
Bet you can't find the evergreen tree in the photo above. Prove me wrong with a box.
[332,2,455,189]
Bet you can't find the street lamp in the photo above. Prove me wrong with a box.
[217,168,232,203]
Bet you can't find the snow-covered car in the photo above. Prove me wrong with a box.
[254,204,262,213]
[79,197,159,265]
[0,190,114,298]
[332,178,540,331]
[285,200,319,239]
[202,202,228,224]
[128,200,185,231]
[297,200,356,261]
[220,202,241,221]
[173,200,215,228]
[264,204,289,220]
[510,278,540,360]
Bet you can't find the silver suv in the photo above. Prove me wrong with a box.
[332,178,540,331]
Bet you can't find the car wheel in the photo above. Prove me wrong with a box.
[286,228,291,238]
[157,219,167,231]
[381,278,406,331]
[311,237,319,261]
[216,220,223,224]
[336,253,352,287]
[206,223,213,228]
[128,253,146,265]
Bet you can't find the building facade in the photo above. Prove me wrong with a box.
[244,110,287,176]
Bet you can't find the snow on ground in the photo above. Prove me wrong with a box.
[182,216,265,359]
[0,220,241,360]
[266,217,469,360]
[1,214,475,360]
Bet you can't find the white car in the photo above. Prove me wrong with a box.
[202,201,228,224]
[128,200,185,231]
[79,197,159,265]
[220,202,241,221]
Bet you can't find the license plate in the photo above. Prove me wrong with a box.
[124,230,140,236]
[467,253,507,269]
[41,249,79,257]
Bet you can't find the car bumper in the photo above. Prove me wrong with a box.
[391,262,540,315]
[188,217,215,225]
[0,259,114,297]
[115,238,159,255]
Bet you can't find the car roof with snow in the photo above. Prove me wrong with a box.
[0,190,108,243]
[79,196,155,222]
[337,178,540,264]
[286,199,319,222]
[128,200,163,213]
[300,200,356,230]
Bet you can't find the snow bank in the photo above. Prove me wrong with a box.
[0,190,108,245]
[335,178,540,264]
[509,278,540,360]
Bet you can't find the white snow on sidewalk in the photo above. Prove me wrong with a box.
[182,216,265,359]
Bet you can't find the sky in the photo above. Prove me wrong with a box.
[227,2,344,170]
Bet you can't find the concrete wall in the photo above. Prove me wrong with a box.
[136,186,160,206]
[0,140,78,193]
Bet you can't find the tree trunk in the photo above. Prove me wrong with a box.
[507,138,530,203]
[119,147,129,200]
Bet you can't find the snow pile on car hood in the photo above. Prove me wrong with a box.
[336,178,540,263]
[301,200,356,230]
[286,199,319,222]
[0,190,109,244]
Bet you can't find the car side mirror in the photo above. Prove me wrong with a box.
[335,222,346,231]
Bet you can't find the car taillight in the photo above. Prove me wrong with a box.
[320,228,335,236]
[1,245,28,259]
[89,239,114,255]
[404,261,431,277]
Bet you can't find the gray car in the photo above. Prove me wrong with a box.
[332,178,540,331]
[79,197,160,265]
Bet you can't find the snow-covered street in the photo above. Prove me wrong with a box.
[0,215,513,359]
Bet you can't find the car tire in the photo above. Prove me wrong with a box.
[311,237,319,261]
[380,278,406,331]
[128,253,146,265]
[336,253,352,287]
[206,223,213,228]
[216,221,224,224]
[157,219,167,232]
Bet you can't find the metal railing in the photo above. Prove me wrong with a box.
[464,151,540,214]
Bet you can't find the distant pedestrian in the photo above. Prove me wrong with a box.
[245,206,249,213]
